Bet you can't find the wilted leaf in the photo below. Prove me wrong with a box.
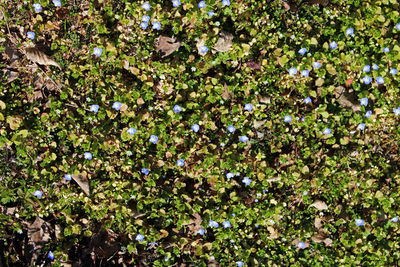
[71,174,90,195]
[7,116,23,130]
[25,47,61,69]
[156,36,181,57]
[267,226,279,239]
[160,229,169,238]
[310,200,328,210]
[213,31,233,52]
[222,83,233,100]
[315,78,324,87]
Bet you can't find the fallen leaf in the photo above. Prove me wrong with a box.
[196,37,207,56]
[310,200,328,210]
[281,1,291,11]
[222,83,233,100]
[89,229,120,258]
[156,36,181,57]
[267,226,279,239]
[27,217,52,264]
[160,229,169,238]
[334,86,361,112]
[247,61,261,70]
[213,31,233,52]
[254,120,266,129]
[25,47,61,69]
[314,217,323,229]
[71,174,90,195]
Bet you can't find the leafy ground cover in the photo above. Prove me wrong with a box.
[1,0,400,266]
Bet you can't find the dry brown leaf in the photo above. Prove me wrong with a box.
[160,229,169,238]
[71,174,90,195]
[310,200,328,210]
[213,31,233,52]
[281,1,291,11]
[89,229,120,258]
[25,47,61,69]
[334,86,361,112]
[28,217,52,264]
[267,226,279,239]
[314,217,323,229]
[303,0,330,6]
[254,120,266,129]
[222,83,233,100]
[156,36,181,57]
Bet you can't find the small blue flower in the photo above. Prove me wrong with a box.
[232,213,235,217]
[323,128,331,135]
[227,125,236,133]
[360,98,368,106]
[355,219,365,226]
[93,47,102,57]
[365,110,372,118]
[177,159,185,167]
[209,220,219,228]
[298,47,307,55]
[47,251,54,260]
[148,242,158,247]
[363,76,372,84]
[301,70,309,77]
[372,64,379,70]
[357,123,365,131]
[33,3,42,12]
[244,103,253,112]
[312,62,321,69]
[376,76,384,84]
[142,2,151,11]
[239,136,249,143]
[136,234,144,242]
[152,22,161,30]
[303,97,312,104]
[142,15,150,22]
[383,47,390,53]
[64,174,72,181]
[90,104,99,113]
[329,41,338,50]
[127,127,137,136]
[198,1,206,8]
[27,31,35,40]
[53,0,61,7]
[396,23,400,30]
[226,172,234,179]
[173,105,182,113]
[236,261,245,267]
[297,241,306,249]
[222,0,230,6]
[197,228,205,235]
[200,46,209,54]
[140,22,148,30]
[363,65,370,72]
[112,102,122,111]
[242,177,252,186]
[391,217,399,223]
[288,67,297,76]
[223,221,231,228]
[149,135,159,144]
[346,28,354,36]
[284,115,292,123]
[208,11,215,16]
[34,190,43,198]
[172,0,181,7]
[141,168,149,175]
[390,68,397,75]
[191,124,200,133]
[393,107,400,115]
[84,152,92,160]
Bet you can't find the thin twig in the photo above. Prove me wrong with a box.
[0,8,11,35]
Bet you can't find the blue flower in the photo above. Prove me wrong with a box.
[142,2,151,11]
[197,228,205,235]
[363,76,372,84]
[136,234,144,242]
[232,213,235,217]
[323,128,331,135]
[141,168,149,175]
[64,174,72,181]
[383,47,390,53]
[288,67,297,76]
[90,104,99,113]
[127,127,137,136]
[191,124,200,132]
[142,15,150,22]
[226,172,234,179]
[244,103,253,112]
[208,11,215,16]
[149,135,159,144]
[355,219,365,226]
[346,28,354,36]
[177,159,185,166]
[360,98,368,106]
[303,97,312,104]
[298,48,307,55]
[393,107,400,116]
[152,22,161,30]
[365,110,372,118]
[148,242,158,247]
[140,22,148,30]
[172,0,181,7]
[27,31,35,40]
[297,241,306,249]
[329,41,338,50]
[47,251,54,260]
[34,190,43,198]
[242,177,252,186]
[376,76,384,84]
[236,261,245,267]
[372,64,379,70]
[227,125,236,133]
[390,68,397,75]
[93,47,102,57]
[391,217,399,223]
[223,221,231,228]
[239,136,249,143]
[53,0,61,7]
[198,1,206,8]
[222,0,230,6]
[33,3,42,12]
[312,62,321,69]
[396,23,400,30]
[284,115,292,123]
[112,102,122,110]
[357,123,365,131]
[84,152,92,160]
[200,46,209,54]
[209,220,219,228]
[173,105,182,113]
[301,70,309,77]
[363,65,370,72]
